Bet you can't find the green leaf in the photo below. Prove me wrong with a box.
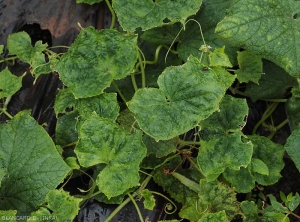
[0,67,23,99]
[198,133,253,181]
[112,0,202,32]
[55,111,79,146]
[223,166,255,193]
[209,46,232,67]
[54,27,138,98]
[197,179,239,220]
[0,111,71,216]
[143,135,177,158]
[7,31,47,64]
[199,95,248,138]
[74,113,147,198]
[235,51,263,84]
[223,135,284,193]
[54,88,76,116]
[198,95,252,180]
[76,93,119,121]
[44,190,82,221]
[245,60,297,102]
[76,0,102,4]
[268,195,289,214]
[215,0,300,76]
[280,191,287,202]
[286,193,300,211]
[141,189,156,210]
[241,201,260,222]
[251,158,269,176]
[128,56,235,140]
[262,212,290,222]
[0,210,17,222]
[65,157,80,170]
[198,211,229,222]
[30,208,52,221]
[284,126,300,171]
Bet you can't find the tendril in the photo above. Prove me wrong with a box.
[151,191,178,214]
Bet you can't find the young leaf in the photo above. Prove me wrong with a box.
[128,56,235,141]
[215,0,300,76]
[44,190,82,221]
[0,210,17,221]
[284,126,300,171]
[0,111,71,216]
[280,191,287,202]
[0,67,23,99]
[286,193,300,211]
[74,113,147,198]
[251,158,269,176]
[268,194,289,214]
[7,31,47,64]
[112,0,202,32]
[235,51,263,84]
[54,27,138,98]
[141,189,156,210]
[198,211,229,222]
[209,46,232,67]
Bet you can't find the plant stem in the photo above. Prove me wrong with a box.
[131,73,139,92]
[105,0,116,29]
[62,141,77,149]
[290,211,300,219]
[137,50,146,88]
[2,109,13,119]
[104,194,136,222]
[252,102,279,135]
[111,81,128,103]
[128,193,144,222]
[0,56,18,64]
[268,118,289,140]
[229,86,248,97]
[176,139,201,146]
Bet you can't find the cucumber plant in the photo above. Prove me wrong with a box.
[1,0,300,221]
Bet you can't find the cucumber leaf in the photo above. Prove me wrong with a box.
[128,56,235,141]
[0,67,23,99]
[198,95,252,180]
[74,113,147,198]
[215,0,300,76]
[285,126,300,171]
[112,0,202,32]
[0,111,71,216]
[54,27,138,98]
[198,211,229,222]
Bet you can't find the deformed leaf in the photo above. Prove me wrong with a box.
[209,46,232,67]
[54,88,76,116]
[76,93,119,121]
[0,111,71,216]
[198,179,239,220]
[112,0,202,32]
[141,189,156,210]
[7,31,47,64]
[74,113,147,198]
[285,126,300,171]
[128,56,235,141]
[0,67,23,99]
[198,211,229,222]
[54,27,138,98]
[44,190,82,221]
[215,0,300,76]
[235,51,263,84]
